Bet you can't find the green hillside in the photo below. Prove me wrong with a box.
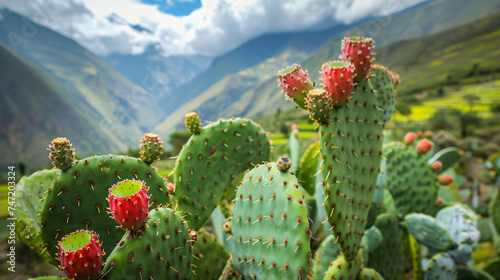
[0,9,166,169]
[0,44,100,171]
[154,0,500,135]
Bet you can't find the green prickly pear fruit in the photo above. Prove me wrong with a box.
[48,137,75,171]
[404,132,417,146]
[108,179,150,232]
[139,133,164,164]
[305,88,333,125]
[276,156,292,172]
[277,64,315,110]
[321,61,356,107]
[342,36,375,80]
[57,230,104,280]
[185,112,202,135]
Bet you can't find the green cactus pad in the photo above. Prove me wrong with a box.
[173,117,271,230]
[489,188,500,234]
[319,76,384,260]
[370,64,398,126]
[322,250,364,280]
[314,234,341,277]
[404,213,456,252]
[408,232,423,280]
[436,204,479,265]
[357,268,385,280]
[297,140,320,196]
[483,257,500,280]
[193,229,230,280]
[424,253,456,280]
[15,169,60,266]
[40,155,168,262]
[361,226,383,254]
[368,213,405,280]
[102,207,193,279]
[383,141,438,217]
[428,147,461,175]
[231,162,311,279]
[456,266,495,280]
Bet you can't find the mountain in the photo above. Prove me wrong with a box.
[154,0,500,135]
[0,9,166,167]
[0,43,103,170]
[103,44,213,95]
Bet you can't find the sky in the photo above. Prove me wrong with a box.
[0,0,431,57]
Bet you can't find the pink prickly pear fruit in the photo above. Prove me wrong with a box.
[321,61,356,107]
[431,161,443,172]
[423,130,435,138]
[108,179,150,231]
[57,230,104,280]
[437,174,453,186]
[404,132,417,146]
[417,131,423,138]
[416,139,434,155]
[277,64,314,110]
[342,36,375,79]
[166,183,175,192]
[291,123,298,130]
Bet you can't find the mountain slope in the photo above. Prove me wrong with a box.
[0,43,103,170]
[154,0,500,134]
[0,9,166,156]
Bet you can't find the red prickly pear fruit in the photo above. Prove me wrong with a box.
[404,132,417,146]
[416,139,433,155]
[437,174,453,186]
[276,156,292,173]
[417,131,423,138]
[48,137,75,171]
[321,61,356,107]
[108,179,150,231]
[342,36,375,79]
[431,161,443,172]
[57,230,104,280]
[291,123,298,130]
[166,183,175,192]
[277,64,314,110]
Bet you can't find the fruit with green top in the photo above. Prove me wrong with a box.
[277,64,315,110]
[108,179,150,232]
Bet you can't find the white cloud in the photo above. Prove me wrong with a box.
[0,0,430,57]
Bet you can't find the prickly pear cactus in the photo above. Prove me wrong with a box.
[219,258,243,280]
[297,140,320,196]
[314,234,341,277]
[370,64,398,126]
[193,229,230,280]
[102,207,193,279]
[424,253,456,280]
[173,116,271,230]
[383,140,440,217]
[318,75,384,260]
[357,268,385,280]
[404,213,456,251]
[14,169,60,265]
[40,154,168,261]
[368,213,405,280]
[231,160,311,279]
[322,250,364,280]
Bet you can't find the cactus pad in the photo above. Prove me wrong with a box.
[231,162,311,279]
[102,207,193,279]
[173,117,271,230]
[370,64,398,126]
[193,230,230,279]
[404,213,456,252]
[14,169,60,265]
[322,250,364,280]
[40,155,168,262]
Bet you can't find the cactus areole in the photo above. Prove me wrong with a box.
[57,230,104,280]
[108,179,150,232]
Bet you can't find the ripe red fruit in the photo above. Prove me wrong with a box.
[277,64,314,110]
[431,161,443,172]
[321,61,356,107]
[57,230,104,280]
[404,132,417,146]
[416,139,434,155]
[108,179,150,231]
[342,36,375,79]
[437,174,453,186]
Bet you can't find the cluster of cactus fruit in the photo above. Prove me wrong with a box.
[14,36,497,280]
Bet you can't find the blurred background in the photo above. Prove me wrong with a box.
[0,0,499,278]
